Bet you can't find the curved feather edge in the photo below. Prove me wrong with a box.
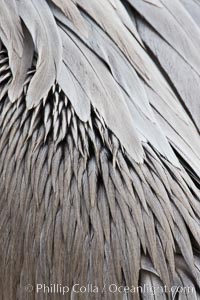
[59,28,144,163]
[17,0,63,109]
[0,0,23,79]
[8,26,34,103]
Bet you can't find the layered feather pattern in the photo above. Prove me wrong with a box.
[0,0,200,299]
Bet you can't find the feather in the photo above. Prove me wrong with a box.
[17,0,62,109]
[107,0,143,45]
[145,83,200,178]
[128,0,200,76]
[8,26,34,103]
[137,15,200,131]
[181,0,200,28]
[1,1,200,299]
[55,3,187,168]
[50,0,88,36]
[88,158,98,207]
[60,27,144,163]
[58,62,91,122]
[0,0,23,77]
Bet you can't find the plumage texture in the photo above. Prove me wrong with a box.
[0,0,200,299]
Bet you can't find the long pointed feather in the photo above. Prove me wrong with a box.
[17,0,63,109]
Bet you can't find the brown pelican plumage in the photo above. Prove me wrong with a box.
[1,0,200,299]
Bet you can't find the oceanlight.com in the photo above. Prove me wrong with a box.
[24,283,195,296]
